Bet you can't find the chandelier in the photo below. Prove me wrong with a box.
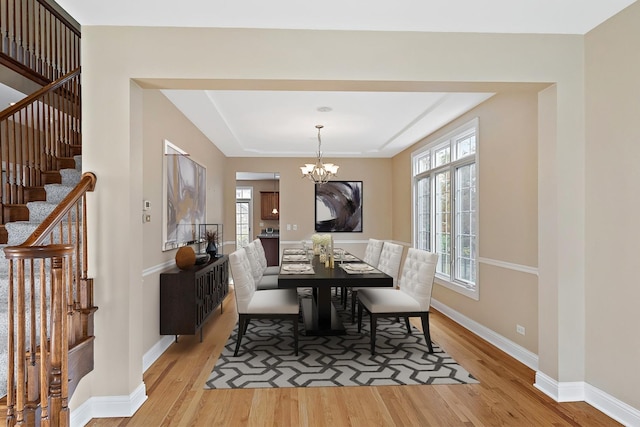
[300,125,339,185]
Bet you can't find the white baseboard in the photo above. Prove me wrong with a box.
[535,372,640,427]
[431,299,640,427]
[70,382,147,427]
[430,298,539,371]
[143,335,174,372]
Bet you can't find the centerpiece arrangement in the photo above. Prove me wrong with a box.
[311,233,334,267]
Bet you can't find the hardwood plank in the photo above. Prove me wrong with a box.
[2,288,621,426]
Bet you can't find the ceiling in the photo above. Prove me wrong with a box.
[13,1,636,160]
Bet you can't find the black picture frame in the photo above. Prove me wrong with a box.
[315,181,363,232]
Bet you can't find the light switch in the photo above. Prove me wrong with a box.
[286,224,292,231]
[293,224,298,230]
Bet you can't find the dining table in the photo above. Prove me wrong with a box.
[278,249,393,336]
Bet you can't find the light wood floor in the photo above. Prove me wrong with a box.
[4,286,620,426]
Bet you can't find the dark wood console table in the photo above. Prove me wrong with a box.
[160,255,229,342]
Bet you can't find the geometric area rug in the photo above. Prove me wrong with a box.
[204,293,478,389]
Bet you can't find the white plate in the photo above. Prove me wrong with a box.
[283,264,311,272]
[346,264,374,272]
[284,249,306,254]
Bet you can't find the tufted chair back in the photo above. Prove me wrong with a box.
[376,242,404,287]
[253,238,269,271]
[229,248,257,314]
[363,238,384,267]
[244,241,264,284]
[397,248,438,311]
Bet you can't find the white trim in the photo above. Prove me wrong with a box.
[71,382,147,426]
[143,335,174,372]
[142,259,175,277]
[478,257,539,276]
[431,298,538,370]
[586,383,640,427]
[534,372,640,427]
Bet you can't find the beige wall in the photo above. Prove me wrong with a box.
[393,91,540,351]
[138,90,227,355]
[226,157,393,259]
[585,2,640,408]
[75,22,618,413]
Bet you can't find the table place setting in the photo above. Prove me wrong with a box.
[336,252,359,262]
[280,263,315,274]
[282,254,309,262]
[283,248,307,255]
[340,263,379,274]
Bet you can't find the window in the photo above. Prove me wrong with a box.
[412,119,478,299]
[235,187,253,248]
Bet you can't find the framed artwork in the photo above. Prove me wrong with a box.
[315,181,363,232]
[162,139,206,251]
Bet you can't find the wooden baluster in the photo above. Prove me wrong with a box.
[25,260,39,425]
[46,8,51,79]
[17,108,24,203]
[9,113,16,204]
[62,79,68,156]
[6,262,16,425]
[1,111,6,213]
[27,102,34,187]
[39,258,50,426]
[46,90,53,171]
[49,255,70,427]
[34,90,41,186]
[24,0,31,68]
[15,258,26,425]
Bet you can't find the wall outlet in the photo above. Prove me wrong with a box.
[293,224,298,230]
[516,325,525,335]
[286,224,291,231]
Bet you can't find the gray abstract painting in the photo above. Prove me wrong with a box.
[315,181,363,232]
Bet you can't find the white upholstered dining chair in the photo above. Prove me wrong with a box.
[229,248,300,356]
[341,238,384,308]
[245,241,279,290]
[253,238,280,275]
[348,241,403,322]
[357,248,438,355]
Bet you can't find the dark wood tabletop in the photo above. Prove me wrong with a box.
[278,253,393,335]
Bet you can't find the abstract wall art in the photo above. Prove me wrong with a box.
[315,181,363,232]
[162,139,206,250]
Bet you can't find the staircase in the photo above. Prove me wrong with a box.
[0,2,97,425]
[0,156,83,397]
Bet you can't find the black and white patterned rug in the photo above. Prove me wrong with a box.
[205,293,478,389]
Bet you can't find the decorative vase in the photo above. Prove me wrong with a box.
[206,241,218,258]
[175,246,196,270]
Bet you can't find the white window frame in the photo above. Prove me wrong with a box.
[411,118,479,300]
[235,186,253,249]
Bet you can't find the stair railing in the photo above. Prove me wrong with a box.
[3,171,96,427]
[0,67,80,220]
[0,0,80,84]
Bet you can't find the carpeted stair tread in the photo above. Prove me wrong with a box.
[44,183,75,204]
[26,201,57,222]
[61,168,82,186]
